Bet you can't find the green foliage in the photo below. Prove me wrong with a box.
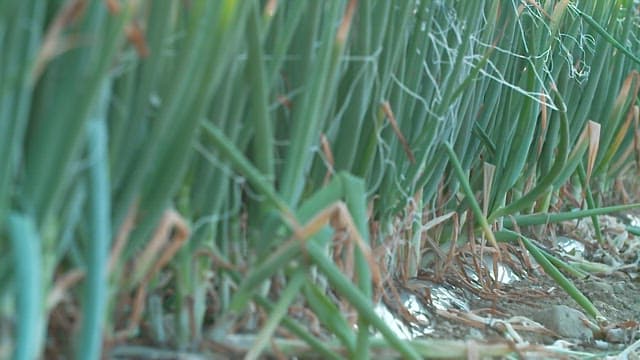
[2,0,640,358]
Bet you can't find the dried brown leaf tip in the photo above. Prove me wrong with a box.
[105,0,121,14]
[337,0,357,44]
[65,0,88,25]
[320,133,335,184]
[382,100,416,164]
[264,0,278,18]
[32,0,87,81]
[126,22,150,58]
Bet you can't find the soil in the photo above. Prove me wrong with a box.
[391,213,640,359]
[421,273,640,349]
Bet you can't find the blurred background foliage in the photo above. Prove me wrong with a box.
[1,0,639,358]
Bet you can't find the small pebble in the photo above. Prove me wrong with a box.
[532,305,593,341]
[606,328,626,343]
[594,339,609,349]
